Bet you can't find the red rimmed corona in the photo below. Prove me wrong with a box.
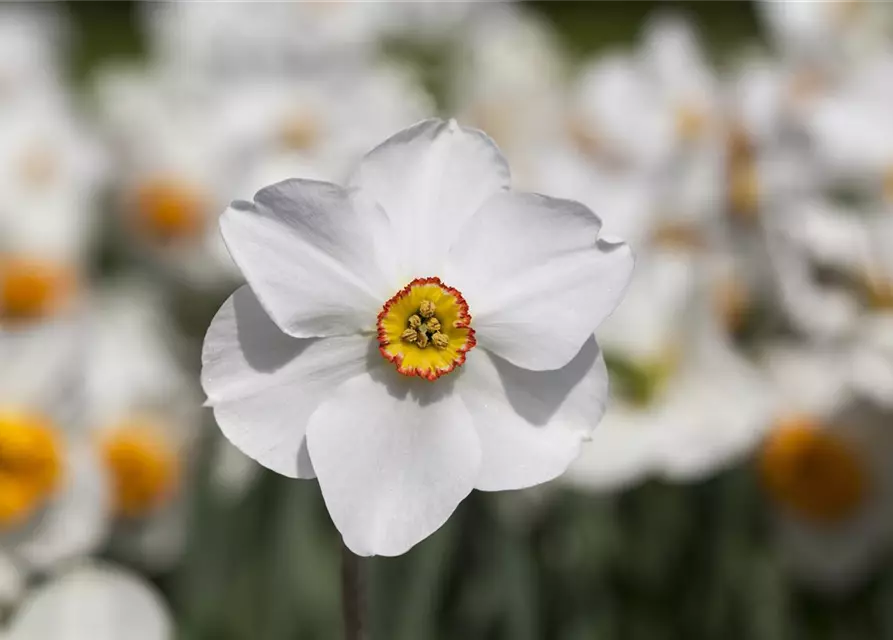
[377,277,476,381]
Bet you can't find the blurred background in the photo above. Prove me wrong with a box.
[2,0,893,638]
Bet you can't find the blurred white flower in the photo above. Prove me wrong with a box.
[202,119,633,556]
[566,252,774,490]
[0,6,68,110]
[3,562,173,640]
[0,321,110,608]
[759,346,893,592]
[86,280,203,572]
[757,0,893,69]
[145,0,388,82]
[450,6,567,186]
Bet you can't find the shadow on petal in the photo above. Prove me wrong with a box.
[494,335,600,427]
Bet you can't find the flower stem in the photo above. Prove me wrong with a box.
[341,541,367,640]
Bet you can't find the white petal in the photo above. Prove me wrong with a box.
[306,369,481,556]
[457,336,608,491]
[7,563,173,640]
[446,191,634,370]
[13,443,110,571]
[202,286,372,478]
[220,179,392,338]
[0,553,24,610]
[348,118,510,276]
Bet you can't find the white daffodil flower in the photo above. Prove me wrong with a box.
[0,100,107,327]
[757,0,893,69]
[450,6,567,186]
[566,251,774,490]
[0,6,67,110]
[763,196,874,341]
[144,0,387,82]
[212,63,433,191]
[86,281,203,572]
[202,119,634,556]
[95,65,244,290]
[759,345,893,593]
[3,562,173,640]
[806,57,893,200]
[0,321,111,609]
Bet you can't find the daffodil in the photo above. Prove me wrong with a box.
[565,251,774,489]
[759,344,893,593]
[3,562,173,640]
[86,281,202,571]
[202,119,633,556]
[0,321,110,608]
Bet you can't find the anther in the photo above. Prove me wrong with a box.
[419,300,436,319]
[432,332,449,349]
[408,315,422,329]
[401,328,418,343]
[416,331,429,349]
[426,317,441,332]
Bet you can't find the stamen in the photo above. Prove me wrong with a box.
[416,331,429,349]
[408,315,422,329]
[401,328,418,343]
[432,332,449,349]
[426,317,441,332]
[419,300,436,319]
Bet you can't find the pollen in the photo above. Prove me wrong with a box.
[0,257,77,323]
[100,421,180,518]
[133,178,209,244]
[760,417,868,523]
[377,277,476,381]
[0,410,64,531]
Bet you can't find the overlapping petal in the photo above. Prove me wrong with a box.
[446,191,634,370]
[220,179,393,338]
[458,336,608,491]
[202,286,371,478]
[306,369,481,556]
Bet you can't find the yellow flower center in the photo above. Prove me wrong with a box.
[377,277,476,381]
[0,410,63,531]
[864,276,893,310]
[18,144,58,187]
[133,179,209,244]
[760,417,867,523]
[649,222,706,251]
[279,112,321,151]
[0,257,77,323]
[100,422,180,518]
[675,104,708,143]
[728,161,760,220]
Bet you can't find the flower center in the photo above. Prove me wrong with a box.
[605,350,678,407]
[0,257,77,323]
[133,178,209,244]
[864,276,893,310]
[377,277,476,381]
[99,421,180,518]
[18,144,58,187]
[760,417,867,523]
[279,111,321,151]
[675,104,708,143]
[728,161,759,220]
[0,409,63,531]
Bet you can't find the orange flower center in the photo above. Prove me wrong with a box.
[100,422,180,518]
[0,257,77,323]
[133,179,209,244]
[377,277,476,381]
[0,410,63,531]
[760,417,868,523]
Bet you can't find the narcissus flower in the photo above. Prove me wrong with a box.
[4,562,173,640]
[202,119,634,556]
